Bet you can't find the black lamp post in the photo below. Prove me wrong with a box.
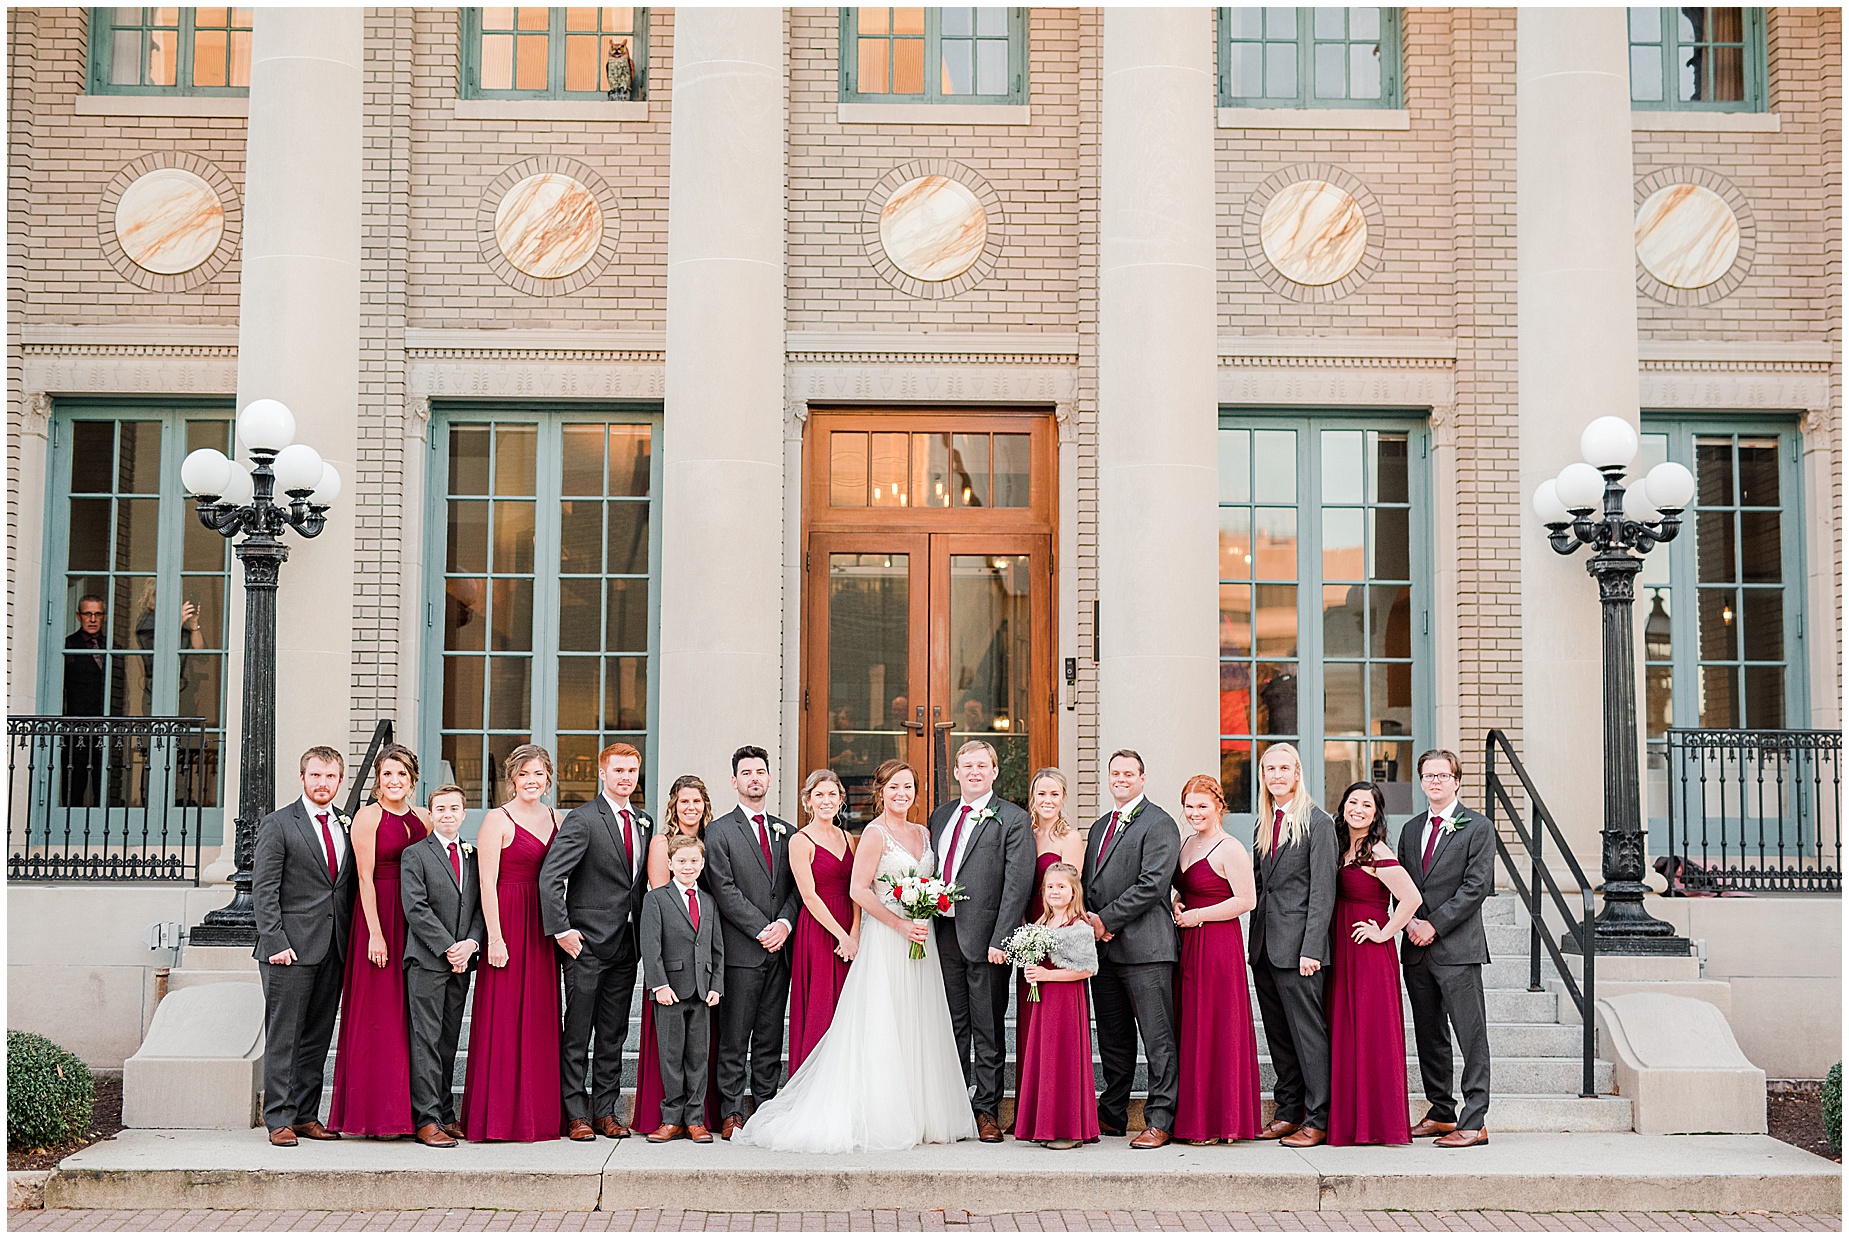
[181,400,340,947]
[1533,416,1695,956]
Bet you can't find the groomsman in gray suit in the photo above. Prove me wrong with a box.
[399,783,484,1148]
[929,739,1036,1143]
[252,745,355,1147]
[705,745,802,1139]
[1399,748,1496,1148]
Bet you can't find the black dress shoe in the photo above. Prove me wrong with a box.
[1100,1121,1127,1138]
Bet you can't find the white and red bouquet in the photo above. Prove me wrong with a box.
[880,871,966,959]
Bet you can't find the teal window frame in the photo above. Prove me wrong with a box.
[422,404,663,833]
[838,8,1029,105]
[459,7,649,101]
[37,399,236,845]
[1217,7,1403,109]
[1628,7,1766,112]
[88,7,253,97]
[1216,410,1435,841]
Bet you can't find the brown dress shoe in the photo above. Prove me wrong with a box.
[1433,1127,1489,1148]
[686,1123,714,1143]
[1129,1127,1172,1149]
[976,1113,1004,1143]
[1099,1122,1127,1138]
[269,1127,299,1147]
[414,1123,458,1148]
[595,1115,631,1140]
[646,1124,685,1143]
[1410,1117,1458,1139]
[293,1120,341,1141]
[567,1118,597,1141]
[1279,1126,1327,1148]
[441,1122,467,1142]
[1259,1119,1301,1140]
[720,1113,745,1140]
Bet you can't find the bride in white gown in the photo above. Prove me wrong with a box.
[736,760,978,1153]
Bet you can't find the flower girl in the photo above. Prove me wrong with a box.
[1006,862,1100,1149]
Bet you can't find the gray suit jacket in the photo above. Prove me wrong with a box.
[399,832,487,973]
[929,796,1036,959]
[1248,805,1341,969]
[1082,799,1182,966]
[642,883,726,1001]
[251,799,356,966]
[703,805,802,969]
[538,797,652,960]
[1396,804,1496,966]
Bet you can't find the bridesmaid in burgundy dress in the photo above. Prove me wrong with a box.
[1171,774,1262,1144]
[461,745,563,1143]
[328,744,430,1136]
[1012,862,1100,1149]
[1328,780,1422,1147]
[1016,768,1086,1071]
[786,769,860,1073]
[632,774,720,1134]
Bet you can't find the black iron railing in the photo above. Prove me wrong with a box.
[7,716,211,883]
[1484,729,1597,1098]
[1663,728,1841,893]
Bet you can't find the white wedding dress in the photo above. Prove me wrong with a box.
[735,829,978,1153]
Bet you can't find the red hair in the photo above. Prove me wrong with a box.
[598,742,641,767]
[1180,774,1226,813]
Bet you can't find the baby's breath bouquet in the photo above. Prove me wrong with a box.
[1001,923,1060,1001]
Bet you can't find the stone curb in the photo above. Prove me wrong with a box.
[8,1170,50,1211]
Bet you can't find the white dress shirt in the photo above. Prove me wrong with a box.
[301,794,345,870]
[937,790,993,915]
[1419,797,1461,863]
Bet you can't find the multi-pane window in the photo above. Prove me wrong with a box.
[840,8,1027,104]
[1628,7,1765,111]
[90,7,253,95]
[1218,418,1428,823]
[1219,7,1401,108]
[43,407,233,826]
[828,431,1030,509]
[432,411,659,819]
[462,8,648,100]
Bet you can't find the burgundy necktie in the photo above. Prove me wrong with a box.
[1421,815,1442,872]
[1268,809,1284,860]
[686,885,701,931]
[317,812,338,883]
[619,808,635,865]
[942,804,973,883]
[448,840,462,883]
[754,813,772,872]
[1098,810,1122,858]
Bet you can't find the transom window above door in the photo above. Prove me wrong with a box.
[828,430,1031,509]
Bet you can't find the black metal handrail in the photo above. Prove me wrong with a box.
[343,719,396,821]
[1663,728,1841,893]
[1484,729,1597,1099]
[7,716,210,883]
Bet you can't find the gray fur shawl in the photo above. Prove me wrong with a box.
[1045,921,1098,974]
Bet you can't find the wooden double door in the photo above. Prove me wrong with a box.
[802,410,1057,827]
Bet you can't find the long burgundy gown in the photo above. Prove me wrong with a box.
[327,807,427,1135]
[1328,857,1411,1146]
[786,835,855,1073]
[1010,920,1099,1144]
[1014,850,1062,1072]
[1173,843,1263,1142]
[460,816,562,1142]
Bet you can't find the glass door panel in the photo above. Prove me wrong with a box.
[827,550,916,828]
[946,551,1035,806]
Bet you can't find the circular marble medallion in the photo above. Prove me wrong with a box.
[113,168,225,275]
[1260,180,1368,287]
[493,173,604,280]
[1634,184,1740,290]
[878,176,988,283]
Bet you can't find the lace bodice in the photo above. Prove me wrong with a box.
[870,825,934,915]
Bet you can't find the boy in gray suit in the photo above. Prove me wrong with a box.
[399,784,484,1148]
[641,834,725,1143]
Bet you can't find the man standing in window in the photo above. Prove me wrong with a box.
[62,595,108,807]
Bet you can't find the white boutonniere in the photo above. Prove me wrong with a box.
[1440,810,1469,836]
[334,810,352,828]
[770,819,789,839]
[634,813,651,831]
[460,842,475,857]
[972,806,999,827]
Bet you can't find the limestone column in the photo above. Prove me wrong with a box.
[1517,8,1640,863]
[657,10,787,801]
[226,8,363,816]
[1097,9,1219,811]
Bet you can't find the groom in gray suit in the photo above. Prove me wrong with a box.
[929,739,1035,1143]
[251,745,355,1147]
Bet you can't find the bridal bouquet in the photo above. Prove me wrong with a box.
[1001,923,1059,1001]
[880,872,965,959]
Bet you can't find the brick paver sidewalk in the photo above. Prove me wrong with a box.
[8,1210,1843,1231]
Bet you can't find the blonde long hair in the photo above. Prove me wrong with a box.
[1254,742,1315,854]
[1028,767,1075,838]
[1035,861,1087,925]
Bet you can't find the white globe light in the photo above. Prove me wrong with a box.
[1622,480,1660,524]
[1644,460,1696,513]
[271,443,324,494]
[219,461,254,506]
[1531,479,1572,525]
[237,398,295,453]
[1580,416,1639,468]
[309,463,342,508]
[180,447,232,498]
[1555,461,1606,512]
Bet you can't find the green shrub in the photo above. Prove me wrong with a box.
[1824,1062,1841,1154]
[6,1030,95,1149]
